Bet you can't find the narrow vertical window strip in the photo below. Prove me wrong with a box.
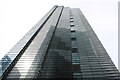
[70,13,81,78]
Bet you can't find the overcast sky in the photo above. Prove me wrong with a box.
[0,0,118,68]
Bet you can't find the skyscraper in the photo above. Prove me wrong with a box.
[0,5,120,80]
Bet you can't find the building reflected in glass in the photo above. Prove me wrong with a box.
[0,55,11,76]
[0,5,120,80]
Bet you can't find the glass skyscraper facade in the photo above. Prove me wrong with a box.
[0,5,120,80]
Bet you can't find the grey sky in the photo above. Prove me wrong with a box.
[0,0,118,68]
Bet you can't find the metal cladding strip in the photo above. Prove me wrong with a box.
[1,5,58,79]
[25,6,64,79]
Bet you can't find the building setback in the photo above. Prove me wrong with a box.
[0,5,120,80]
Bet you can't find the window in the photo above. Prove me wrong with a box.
[71,30,75,32]
[70,17,73,19]
[71,32,76,38]
[71,37,76,41]
[71,41,77,48]
[70,19,74,22]
[70,20,74,22]
[71,48,78,53]
[70,22,74,27]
